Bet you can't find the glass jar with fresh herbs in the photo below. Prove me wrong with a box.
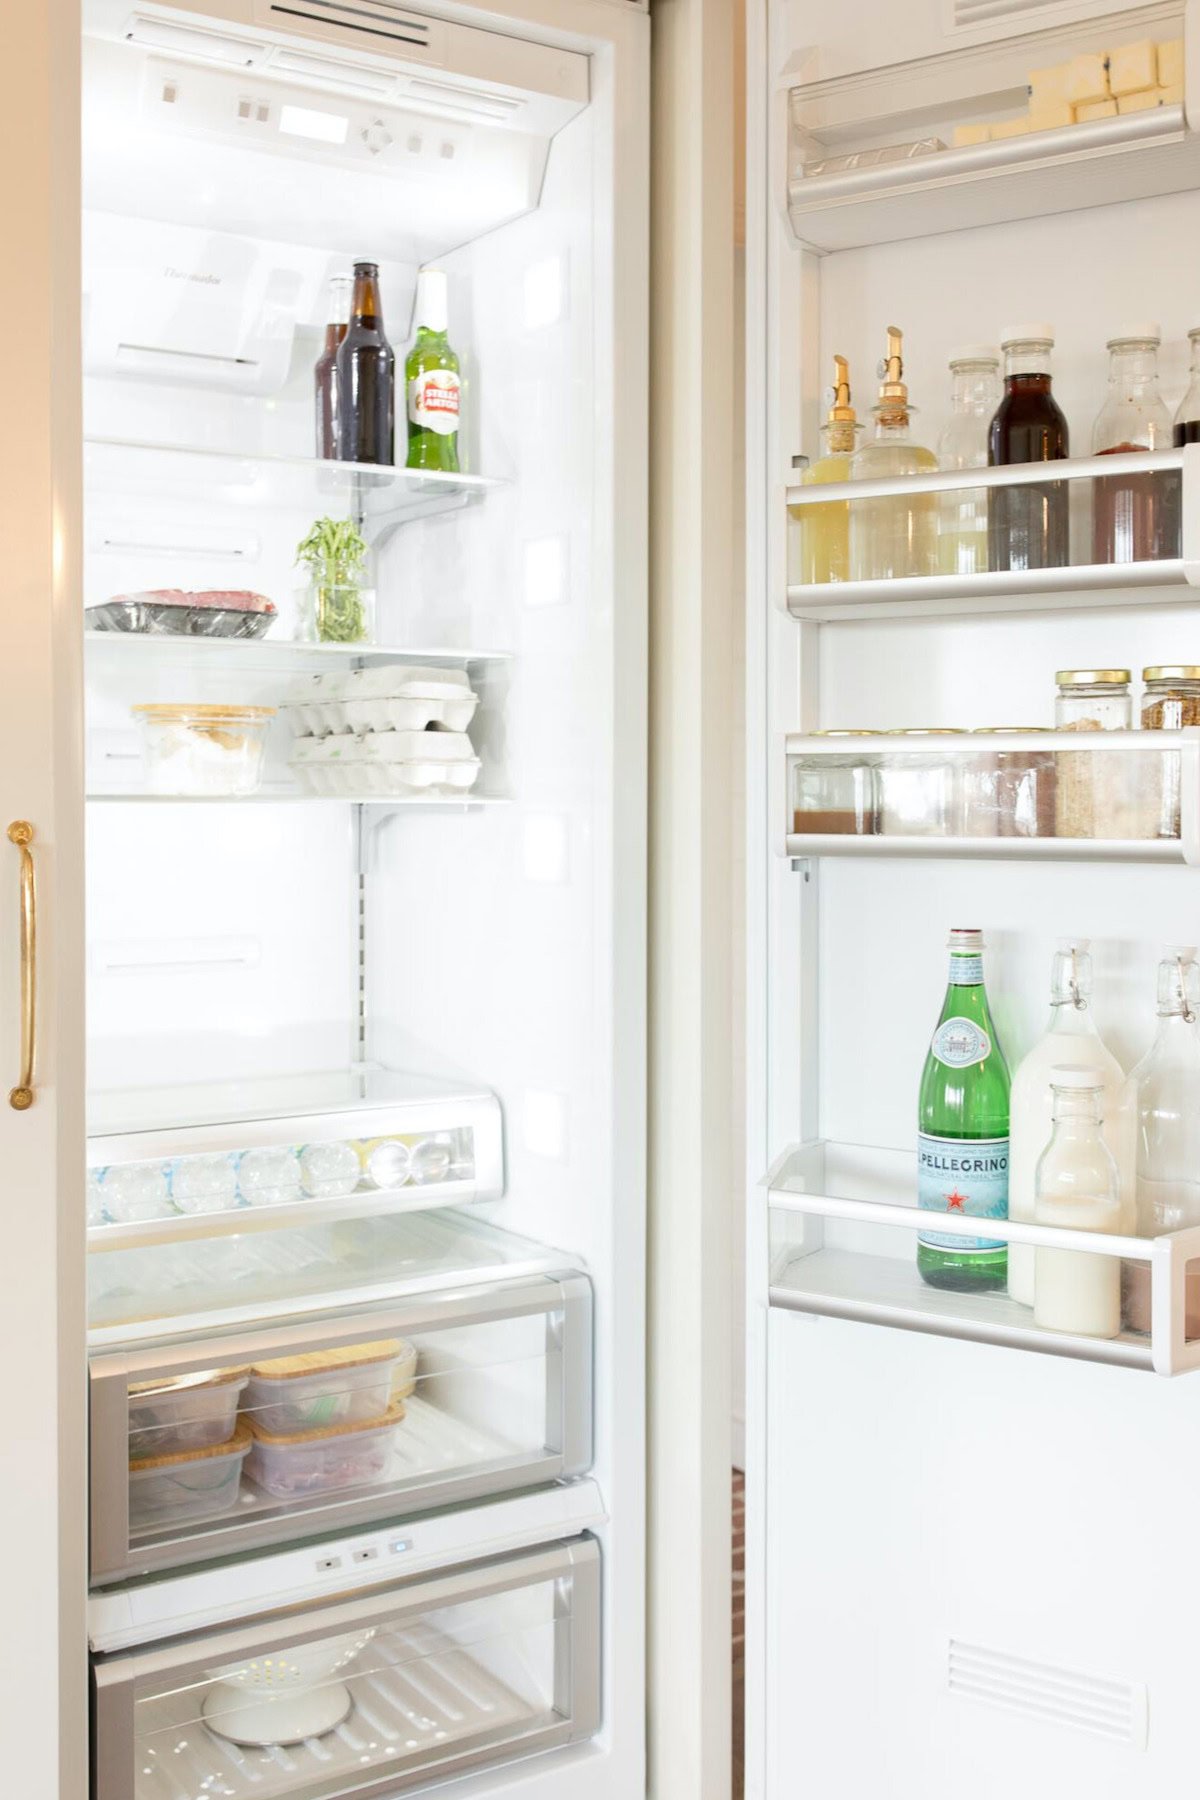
[295,517,375,645]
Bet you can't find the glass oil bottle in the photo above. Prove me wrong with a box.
[849,326,938,582]
[793,355,861,584]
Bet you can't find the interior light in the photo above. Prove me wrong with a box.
[278,103,349,145]
[523,534,568,608]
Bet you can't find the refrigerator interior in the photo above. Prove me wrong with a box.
[79,1,645,1794]
[751,0,1200,1792]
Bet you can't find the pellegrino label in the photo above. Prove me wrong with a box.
[930,1016,991,1068]
[408,370,460,434]
[917,1133,1009,1253]
[948,953,983,985]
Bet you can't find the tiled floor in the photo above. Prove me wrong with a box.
[733,1468,745,1797]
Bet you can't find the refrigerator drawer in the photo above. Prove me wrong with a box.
[93,1536,601,1800]
[91,1273,592,1585]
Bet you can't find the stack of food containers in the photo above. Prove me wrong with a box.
[126,1340,420,1529]
[284,665,482,796]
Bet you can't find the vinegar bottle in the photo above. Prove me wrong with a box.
[1007,940,1134,1307]
[336,261,395,466]
[848,326,938,582]
[987,326,1069,572]
[795,355,861,584]
[1091,325,1178,563]
[937,347,1000,576]
[314,271,352,459]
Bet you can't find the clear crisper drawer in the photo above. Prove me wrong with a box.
[767,1141,1200,1376]
[92,1539,601,1800]
[90,1274,592,1585]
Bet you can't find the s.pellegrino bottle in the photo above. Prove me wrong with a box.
[917,927,1011,1291]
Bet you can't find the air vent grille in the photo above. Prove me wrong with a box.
[948,1639,1148,1748]
[948,0,1141,26]
[266,0,433,50]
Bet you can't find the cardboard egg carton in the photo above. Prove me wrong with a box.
[281,664,479,738]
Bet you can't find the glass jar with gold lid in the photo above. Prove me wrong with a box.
[1054,669,1132,732]
[878,728,965,838]
[791,730,882,835]
[963,728,1055,838]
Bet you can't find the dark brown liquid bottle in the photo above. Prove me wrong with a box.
[988,329,1070,572]
[335,262,395,466]
[314,272,351,459]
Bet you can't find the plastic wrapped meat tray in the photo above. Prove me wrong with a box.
[281,665,478,736]
[86,588,277,640]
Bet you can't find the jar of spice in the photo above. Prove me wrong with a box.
[963,729,1056,838]
[1054,669,1148,840]
[1141,666,1200,838]
[791,731,882,835]
[879,729,964,837]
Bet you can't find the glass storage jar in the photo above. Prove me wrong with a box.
[878,730,964,837]
[962,729,1055,838]
[1141,666,1200,838]
[1053,669,1145,840]
[791,731,881,835]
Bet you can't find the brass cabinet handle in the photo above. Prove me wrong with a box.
[8,822,35,1111]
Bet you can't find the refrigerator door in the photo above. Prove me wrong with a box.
[0,0,88,1792]
[93,1537,601,1800]
[91,1272,592,1583]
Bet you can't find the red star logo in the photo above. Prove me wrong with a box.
[945,1189,967,1211]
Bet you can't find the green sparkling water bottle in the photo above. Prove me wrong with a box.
[917,927,1010,1292]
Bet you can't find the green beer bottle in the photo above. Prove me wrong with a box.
[917,927,1010,1292]
[405,268,460,473]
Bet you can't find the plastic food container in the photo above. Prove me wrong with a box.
[128,1420,251,1531]
[281,665,478,738]
[244,1402,404,1499]
[244,1340,404,1433]
[391,1339,418,1401]
[290,728,481,797]
[128,1368,250,1460]
[132,704,276,796]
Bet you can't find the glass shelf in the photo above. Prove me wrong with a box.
[85,790,507,806]
[84,632,512,668]
[84,436,505,542]
[88,1208,568,1347]
[768,1140,1200,1376]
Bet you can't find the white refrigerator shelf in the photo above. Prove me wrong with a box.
[767,1140,1200,1376]
[785,446,1199,621]
[784,728,1200,865]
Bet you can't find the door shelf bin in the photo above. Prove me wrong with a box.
[786,446,1199,620]
[88,1070,504,1252]
[767,1141,1200,1375]
[785,729,1200,863]
[92,1538,601,1800]
[787,7,1197,253]
[90,1273,593,1585]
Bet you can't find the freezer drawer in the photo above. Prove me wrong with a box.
[93,1537,601,1800]
[91,1273,592,1585]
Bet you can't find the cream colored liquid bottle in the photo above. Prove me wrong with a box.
[793,355,861,584]
[1007,940,1135,1307]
